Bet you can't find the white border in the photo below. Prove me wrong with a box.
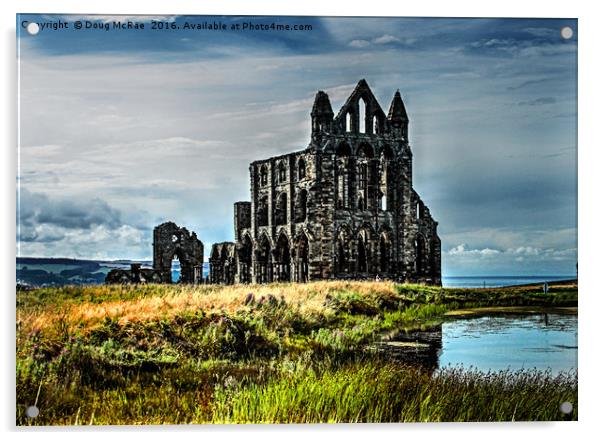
[2,1,600,439]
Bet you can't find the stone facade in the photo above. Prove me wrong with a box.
[106,222,204,284]
[210,79,441,285]
[153,222,204,283]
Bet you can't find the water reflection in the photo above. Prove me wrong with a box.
[376,313,577,375]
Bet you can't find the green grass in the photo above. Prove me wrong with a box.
[16,281,578,425]
[213,361,577,423]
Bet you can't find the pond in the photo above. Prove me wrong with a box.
[375,311,578,375]
[438,313,578,375]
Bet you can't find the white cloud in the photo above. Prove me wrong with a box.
[349,39,370,48]
[17,24,577,271]
[448,244,500,256]
[373,35,400,44]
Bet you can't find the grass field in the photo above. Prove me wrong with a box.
[16,280,578,425]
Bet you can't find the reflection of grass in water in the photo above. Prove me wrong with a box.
[16,281,578,424]
[444,314,578,337]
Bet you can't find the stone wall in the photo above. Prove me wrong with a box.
[210,79,442,286]
[152,222,204,284]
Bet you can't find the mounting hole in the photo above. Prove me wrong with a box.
[559,401,573,414]
[25,405,39,418]
[26,22,40,35]
[560,26,573,40]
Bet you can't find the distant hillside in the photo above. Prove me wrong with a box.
[16,257,208,287]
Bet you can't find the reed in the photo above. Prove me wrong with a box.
[16,281,578,425]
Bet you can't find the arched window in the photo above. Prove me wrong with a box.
[257,196,269,226]
[372,115,378,134]
[357,236,368,273]
[295,189,308,222]
[345,113,352,132]
[380,191,387,211]
[295,233,310,283]
[357,143,374,158]
[359,98,367,134]
[380,156,390,212]
[275,192,288,225]
[379,235,390,273]
[415,235,426,275]
[238,234,253,284]
[335,229,350,275]
[275,234,291,282]
[278,162,287,183]
[256,234,272,283]
[336,142,352,157]
[298,158,306,180]
[357,194,365,211]
[260,165,268,186]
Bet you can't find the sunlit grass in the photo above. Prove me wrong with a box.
[16,280,578,425]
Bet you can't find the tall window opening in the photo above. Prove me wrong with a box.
[359,98,367,134]
[260,165,268,186]
[298,158,306,180]
[278,162,287,183]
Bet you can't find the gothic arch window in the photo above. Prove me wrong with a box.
[345,112,352,133]
[357,235,368,273]
[275,192,288,225]
[295,189,308,222]
[415,234,427,275]
[256,234,272,283]
[357,143,374,158]
[335,229,351,275]
[298,157,306,180]
[379,234,391,273]
[357,161,368,210]
[257,196,269,227]
[372,115,378,134]
[379,152,392,212]
[275,234,291,282]
[357,193,365,211]
[278,162,287,183]
[295,233,310,283]
[416,202,424,219]
[380,190,387,211]
[381,146,394,159]
[260,165,268,187]
[359,98,367,134]
[336,142,351,157]
[238,234,253,283]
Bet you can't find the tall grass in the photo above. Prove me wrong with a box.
[16,281,578,425]
[212,361,577,423]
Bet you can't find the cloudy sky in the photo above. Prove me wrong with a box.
[17,15,577,276]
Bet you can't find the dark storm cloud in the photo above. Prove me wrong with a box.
[18,188,123,230]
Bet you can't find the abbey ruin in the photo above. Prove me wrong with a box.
[210,79,441,285]
[107,79,441,286]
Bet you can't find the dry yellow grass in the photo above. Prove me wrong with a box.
[19,281,399,334]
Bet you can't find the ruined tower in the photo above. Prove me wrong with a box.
[210,79,441,285]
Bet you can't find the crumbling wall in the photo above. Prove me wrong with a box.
[153,222,204,284]
[210,79,441,286]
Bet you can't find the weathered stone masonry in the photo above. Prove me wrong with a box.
[106,222,204,284]
[211,79,441,285]
[153,222,204,283]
